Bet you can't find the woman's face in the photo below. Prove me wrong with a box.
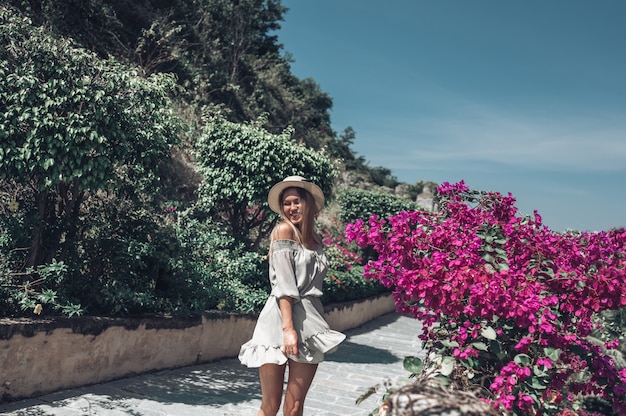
[281,188,305,226]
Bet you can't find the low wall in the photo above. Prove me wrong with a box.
[0,294,395,402]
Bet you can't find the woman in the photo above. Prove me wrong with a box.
[239,175,346,416]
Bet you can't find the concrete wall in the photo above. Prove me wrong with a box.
[0,294,395,402]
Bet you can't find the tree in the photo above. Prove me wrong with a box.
[7,1,339,154]
[326,126,367,172]
[195,116,338,249]
[370,166,399,188]
[0,7,180,268]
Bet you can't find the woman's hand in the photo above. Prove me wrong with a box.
[278,296,299,357]
[282,327,299,357]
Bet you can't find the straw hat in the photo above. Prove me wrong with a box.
[268,176,325,214]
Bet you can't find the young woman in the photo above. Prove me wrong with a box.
[239,175,346,416]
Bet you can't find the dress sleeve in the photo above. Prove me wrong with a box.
[270,240,300,300]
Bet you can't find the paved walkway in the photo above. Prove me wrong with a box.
[0,313,423,416]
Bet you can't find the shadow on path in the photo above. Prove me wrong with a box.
[325,312,408,364]
[344,312,403,336]
[0,359,262,412]
[120,359,261,406]
[326,340,399,364]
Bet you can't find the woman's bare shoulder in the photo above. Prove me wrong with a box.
[273,222,296,241]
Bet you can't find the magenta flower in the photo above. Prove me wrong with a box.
[514,336,533,352]
[346,181,626,415]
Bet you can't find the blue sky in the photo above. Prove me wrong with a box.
[277,0,626,232]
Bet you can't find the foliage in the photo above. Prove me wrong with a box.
[0,3,415,319]
[592,308,626,366]
[0,6,180,270]
[172,215,270,314]
[0,6,181,316]
[0,198,270,317]
[326,126,368,172]
[0,7,179,192]
[71,203,188,315]
[347,181,626,416]
[404,180,438,201]
[0,254,82,317]
[338,188,421,224]
[7,0,337,150]
[369,166,399,188]
[195,115,338,248]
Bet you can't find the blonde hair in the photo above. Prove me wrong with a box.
[269,187,322,257]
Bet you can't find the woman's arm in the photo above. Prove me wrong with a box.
[279,297,299,357]
[274,221,299,357]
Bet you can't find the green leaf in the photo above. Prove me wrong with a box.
[440,356,455,376]
[43,158,55,170]
[37,289,57,303]
[533,365,548,378]
[481,325,497,340]
[514,353,531,366]
[403,356,423,375]
[466,356,476,368]
[62,303,84,317]
[544,347,561,361]
[490,339,507,360]
[472,341,488,351]
[528,376,548,390]
[433,375,451,386]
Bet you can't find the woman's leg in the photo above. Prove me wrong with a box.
[282,361,318,416]
[258,363,287,416]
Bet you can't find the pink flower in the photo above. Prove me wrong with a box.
[514,336,533,352]
[516,366,531,380]
[517,394,535,411]
[537,357,553,369]
[345,182,626,414]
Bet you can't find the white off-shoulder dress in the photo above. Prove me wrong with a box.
[238,239,346,367]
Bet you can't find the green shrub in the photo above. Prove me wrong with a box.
[322,266,389,304]
[0,181,81,316]
[338,188,421,224]
[73,205,183,315]
[0,6,180,316]
[174,215,269,314]
[195,116,338,249]
[76,209,272,316]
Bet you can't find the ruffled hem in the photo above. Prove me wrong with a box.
[303,328,346,355]
[238,344,288,367]
[239,328,346,368]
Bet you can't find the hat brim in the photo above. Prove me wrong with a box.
[268,178,325,214]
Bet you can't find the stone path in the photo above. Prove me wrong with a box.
[0,313,423,416]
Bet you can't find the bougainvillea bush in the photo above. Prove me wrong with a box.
[346,181,626,415]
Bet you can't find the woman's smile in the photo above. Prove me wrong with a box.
[287,209,302,224]
[282,189,303,224]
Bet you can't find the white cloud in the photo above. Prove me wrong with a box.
[362,104,626,173]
